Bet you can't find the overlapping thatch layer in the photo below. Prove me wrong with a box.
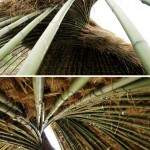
[0,77,150,149]
[0,0,146,75]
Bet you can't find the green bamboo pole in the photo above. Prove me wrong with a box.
[53,77,141,120]
[68,119,107,149]
[17,0,75,75]
[0,102,41,143]
[0,91,22,113]
[44,77,90,126]
[56,122,79,150]
[0,6,56,61]
[75,116,150,131]
[141,0,150,6]
[0,17,10,22]
[93,123,149,150]
[0,16,21,28]
[77,118,149,149]
[0,11,42,38]
[0,131,38,149]
[100,128,130,150]
[105,0,150,74]
[0,119,38,144]
[115,78,150,92]
[62,122,86,150]
[33,77,45,129]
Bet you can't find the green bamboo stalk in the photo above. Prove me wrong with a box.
[56,122,79,150]
[0,91,22,113]
[141,0,150,6]
[53,77,141,120]
[69,119,107,149]
[0,119,38,144]
[0,135,36,150]
[0,11,42,38]
[0,17,10,22]
[100,128,130,150]
[105,0,150,74]
[62,122,86,150]
[0,129,38,146]
[17,0,75,75]
[33,77,45,129]
[0,16,21,28]
[0,131,38,149]
[75,116,150,131]
[115,78,150,92]
[95,123,149,150]
[44,77,90,126]
[0,102,41,143]
[0,6,56,61]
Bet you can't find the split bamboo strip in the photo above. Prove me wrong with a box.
[105,0,150,74]
[0,6,56,61]
[17,0,75,75]
[45,77,90,126]
[0,11,42,38]
[33,77,45,130]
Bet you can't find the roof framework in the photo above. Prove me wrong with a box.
[0,0,149,75]
[0,77,150,149]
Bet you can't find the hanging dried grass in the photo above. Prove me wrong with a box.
[0,0,64,16]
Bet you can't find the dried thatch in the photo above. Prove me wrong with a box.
[0,77,150,149]
[0,0,146,75]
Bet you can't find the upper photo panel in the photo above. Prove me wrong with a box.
[0,0,150,75]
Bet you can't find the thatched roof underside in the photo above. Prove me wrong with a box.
[0,0,146,75]
[0,77,150,150]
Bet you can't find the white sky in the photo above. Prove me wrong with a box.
[91,0,150,45]
[44,126,61,150]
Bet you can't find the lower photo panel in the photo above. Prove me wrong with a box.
[0,77,150,150]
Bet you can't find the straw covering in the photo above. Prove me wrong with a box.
[0,77,150,149]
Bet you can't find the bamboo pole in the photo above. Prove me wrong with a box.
[105,0,150,74]
[0,6,56,61]
[17,0,75,75]
[0,11,42,38]
[0,16,21,28]
[33,77,45,130]
[141,0,150,6]
[68,119,107,149]
[0,91,22,113]
[44,77,90,127]
[0,102,41,143]
[53,77,141,120]
[0,119,38,144]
